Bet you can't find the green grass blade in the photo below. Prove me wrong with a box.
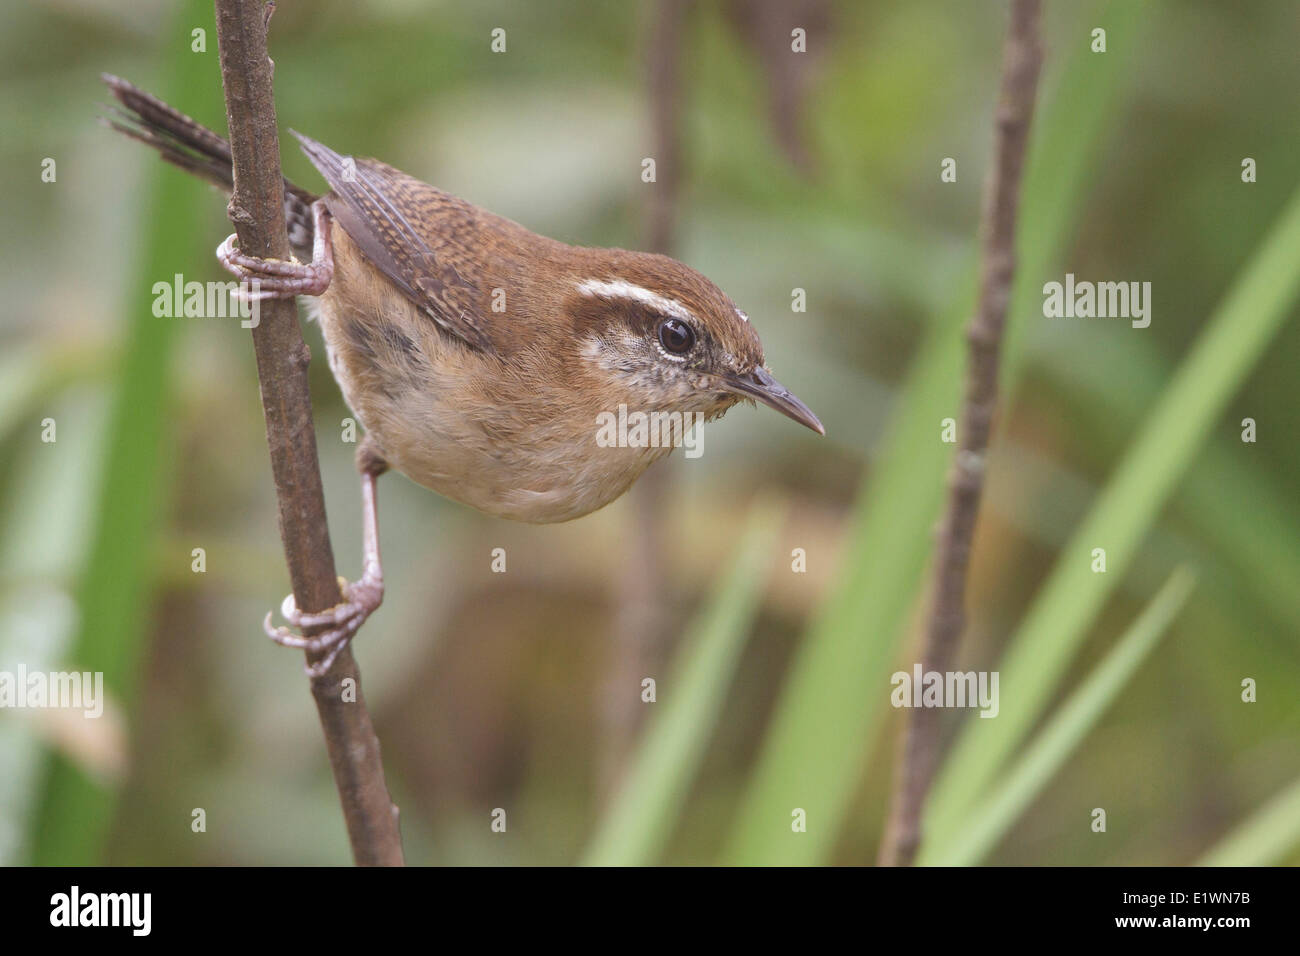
[29,0,218,864]
[0,343,106,443]
[1036,329,1300,637]
[1196,775,1300,866]
[0,392,108,864]
[924,178,1300,853]
[582,499,784,866]
[927,567,1196,866]
[722,0,1151,866]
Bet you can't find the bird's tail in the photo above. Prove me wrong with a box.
[100,73,318,255]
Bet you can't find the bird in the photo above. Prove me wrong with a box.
[101,74,823,675]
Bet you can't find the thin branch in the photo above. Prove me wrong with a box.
[877,0,1043,867]
[212,0,404,866]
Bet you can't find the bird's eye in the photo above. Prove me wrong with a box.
[658,318,695,354]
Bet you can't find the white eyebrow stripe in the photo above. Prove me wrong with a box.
[576,279,695,322]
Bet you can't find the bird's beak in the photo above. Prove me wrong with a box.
[720,366,825,435]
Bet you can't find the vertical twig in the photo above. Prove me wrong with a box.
[877,0,1043,867]
[212,0,404,866]
[601,0,690,799]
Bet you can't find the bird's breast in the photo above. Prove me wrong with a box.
[314,246,665,522]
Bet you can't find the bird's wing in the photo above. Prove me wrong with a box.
[292,130,497,355]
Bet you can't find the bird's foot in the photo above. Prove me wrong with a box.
[217,236,332,300]
[264,574,383,678]
[217,200,334,301]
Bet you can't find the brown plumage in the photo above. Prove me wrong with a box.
[103,73,824,673]
[103,74,821,524]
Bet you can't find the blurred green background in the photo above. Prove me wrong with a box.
[1,0,1297,866]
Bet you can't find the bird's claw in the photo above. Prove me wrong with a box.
[216,202,334,301]
[263,576,383,678]
[217,232,332,301]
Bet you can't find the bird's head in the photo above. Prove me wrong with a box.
[564,251,824,436]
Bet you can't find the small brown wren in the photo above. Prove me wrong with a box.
[104,75,823,674]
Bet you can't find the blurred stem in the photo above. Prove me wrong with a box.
[213,0,402,866]
[644,0,688,253]
[877,0,1043,867]
[601,0,691,799]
